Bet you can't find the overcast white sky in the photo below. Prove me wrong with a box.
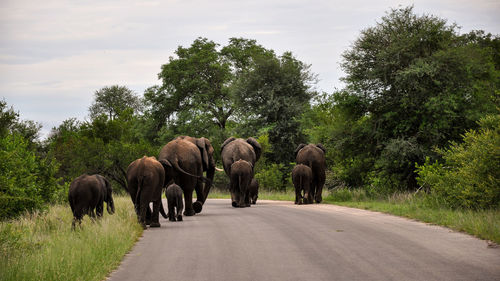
[1,0,499,137]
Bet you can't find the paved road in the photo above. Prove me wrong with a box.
[107,199,500,281]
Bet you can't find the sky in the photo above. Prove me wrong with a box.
[1,0,499,138]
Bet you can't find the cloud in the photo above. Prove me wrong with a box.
[1,0,499,138]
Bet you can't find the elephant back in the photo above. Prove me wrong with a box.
[221,138,258,176]
[159,139,202,176]
[295,144,326,174]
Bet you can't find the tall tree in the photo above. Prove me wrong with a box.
[236,52,316,164]
[89,85,142,120]
[333,6,499,191]
[144,37,274,133]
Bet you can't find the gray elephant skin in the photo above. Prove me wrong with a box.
[249,178,259,204]
[166,183,184,221]
[220,137,262,207]
[158,136,215,216]
[68,174,115,229]
[230,159,254,207]
[126,156,168,228]
[295,144,326,203]
[292,164,313,204]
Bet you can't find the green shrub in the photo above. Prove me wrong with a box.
[0,196,38,220]
[417,114,500,209]
[255,163,288,191]
[0,133,62,219]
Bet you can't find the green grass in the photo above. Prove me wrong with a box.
[323,191,500,244]
[208,188,500,244]
[0,196,142,281]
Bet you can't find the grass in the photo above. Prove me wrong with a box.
[208,188,500,244]
[323,190,500,244]
[0,196,143,281]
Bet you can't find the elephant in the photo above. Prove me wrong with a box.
[68,174,115,229]
[295,143,326,203]
[158,136,214,216]
[292,164,313,204]
[165,183,184,222]
[126,156,168,228]
[249,178,259,204]
[230,159,253,208]
[220,137,262,207]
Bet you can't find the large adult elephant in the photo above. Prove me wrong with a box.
[220,137,262,207]
[158,136,215,216]
[126,156,168,228]
[295,144,326,203]
[68,174,115,229]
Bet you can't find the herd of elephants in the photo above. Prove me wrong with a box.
[68,136,326,229]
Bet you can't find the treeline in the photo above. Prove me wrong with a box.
[1,6,499,218]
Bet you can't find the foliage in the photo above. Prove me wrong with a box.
[47,110,158,192]
[146,38,315,169]
[0,102,62,219]
[0,196,142,281]
[307,6,499,192]
[324,190,500,243]
[89,85,143,121]
[417,114,500,209]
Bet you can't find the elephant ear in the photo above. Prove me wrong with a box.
[221,137,236,153]
[246,137,262,162]
[294,143,307,158]
[196,138,210,171]
[316,143,326,154]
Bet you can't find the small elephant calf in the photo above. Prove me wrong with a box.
[249,178,259,204]
[292,164,313,205]
[166,183,184,221]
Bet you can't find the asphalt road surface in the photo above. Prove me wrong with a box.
[107,199,500,281]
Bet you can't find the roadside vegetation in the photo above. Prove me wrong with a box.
[0,196,142,281]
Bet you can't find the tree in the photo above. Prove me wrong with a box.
[89,85,142,120]
[417,114,500,209]
[236,51,316,165]
[1,101,61,219]
[329,6,499,191]
[144,37,275,133]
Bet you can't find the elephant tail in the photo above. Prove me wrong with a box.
[170,157,212,185]
[159,199,168,219]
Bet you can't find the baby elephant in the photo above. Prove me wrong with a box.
[249,178,259,204]
[292,164,313,204]
[68,174,115,229]
[230,159,253,208]
[166,183,184,221]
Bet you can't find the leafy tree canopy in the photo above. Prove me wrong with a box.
[89,85,142,121]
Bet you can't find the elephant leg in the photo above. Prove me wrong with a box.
[176,205,183,221]
[193,179,204,213]
[315,174,325,203]
[244,189,251,207]
[183,190,195,216]
[150,200,161,227]
[168,198,176,221]
[96,202,104,218]
[138,203,148,229]
[146,205,152,225]
[238,189,246,208]
[231,191,238,207]
[295,188,302,205]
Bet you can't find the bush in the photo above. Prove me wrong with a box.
[0,196,38,219]
[255,163,289,192]
[0,133,62,219]
[417,114,500,209]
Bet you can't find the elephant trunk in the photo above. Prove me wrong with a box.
[107,198,115,214]
[202,164,215,202]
